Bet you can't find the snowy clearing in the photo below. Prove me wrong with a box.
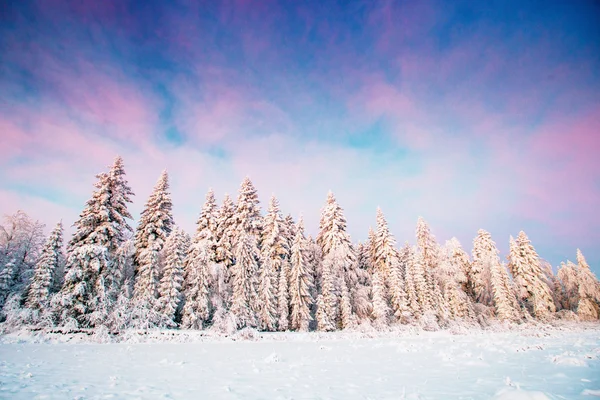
[1,326,600,399]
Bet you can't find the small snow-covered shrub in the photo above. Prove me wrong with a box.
[420,311,440,331]
[473,303,494,327]
[210,309,238,336]
[234,327,260,341]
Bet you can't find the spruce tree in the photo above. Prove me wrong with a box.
[289,217,314,331]
[258,196,288,331]
[230,232,259,328]
[181,189,218,329]
[133,170,174,306]
[576,249,600,320]
[490,261,520,321]
[470,230,495,306]
[416,217,439,271]
[54,156,134,327]
[316,192,357,329]
[27,222,64,311]
[508,231,555,319]
[374,209,408,321]
[156,227,186,327]
[370,269,390,326]
[214,193,236,306]
[234,177,262,240]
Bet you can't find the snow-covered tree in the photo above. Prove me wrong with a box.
[402,244,421,315]
[556,261,580,311]
[370,269,390,326]
[508,231,555,319]
[26,222,64,311]
[156,227,186,327]
[490,261,520,321]
[0,211,46,308]
[234,177,262,240]
[277,260,291,330]
[133,170,174,305]
[181,190,219,329]
[316,192,357,329]
[215,194,236,294]
[374,208,408,322]
[289,217,314,331]
[54,156,134,327]
[576,249,600,320]
[230,232,259,328]
[470,230,495,306]
[436,239,475,320]
[416,217,439,271]
[258,196,288,331]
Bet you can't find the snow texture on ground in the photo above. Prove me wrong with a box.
[1,327,599,399]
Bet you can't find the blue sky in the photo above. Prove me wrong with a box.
[1,0,599,271]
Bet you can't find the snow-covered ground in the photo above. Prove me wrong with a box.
[1,325,600,399]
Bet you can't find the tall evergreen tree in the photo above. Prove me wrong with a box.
[54,156,134,327]
[416,217,439,271]
[214,193,236,305]
[316,192,357,329]
[490,261,521,321]
[374,208,408,322]
[26,222,64,311]
[258,196,288,331]
[181,190,218,329]
[234,177,262,240]
[508,231,555,319]
[470,230,495,306]
[575,249,600,320]
[133,170,174,305]
[289,217,314,331]
[156,227,186,327]
[230,232,259,328]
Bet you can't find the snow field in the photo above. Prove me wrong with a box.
[1,327,599,399]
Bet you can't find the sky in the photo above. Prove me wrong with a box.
[1,0,599,272]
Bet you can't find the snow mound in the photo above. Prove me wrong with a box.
[492,388,550,400]
[550,355,589,367]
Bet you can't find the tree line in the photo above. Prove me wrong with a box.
[1,156,599,333]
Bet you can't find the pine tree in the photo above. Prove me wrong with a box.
[576,249,600,320]
[55,156,134,327]
[234,177,262,240]
[316,192,357,329]
[470,230,495,306]
[181,190,219,329]
[26,222,64,311]
[258,196,288,331]
[353,241,373,322]
[289,217,314,331]
[403,244,421,315]
[214,193,236,306]
[557,261,580,311]
[374,209,408,321]
[156,227,186,327]
[416,217,439,271]
[317,257,337,331]
[490,261,520,321]
[439,239,474,319]
[181,238,212,329]
[370,269,390,326]
[133,170,174,305]
[230,232,259,328]
[277,260,291,330]
[508,231,556,319]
